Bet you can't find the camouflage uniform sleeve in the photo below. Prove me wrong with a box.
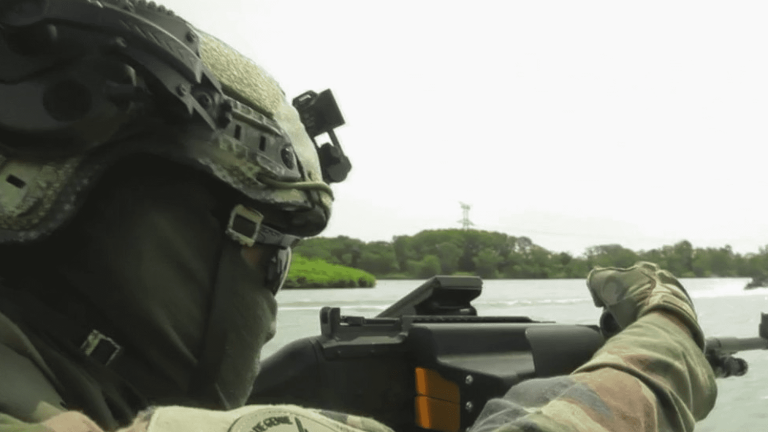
[469,312,717,432]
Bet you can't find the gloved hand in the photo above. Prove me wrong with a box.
[587,261,705,350]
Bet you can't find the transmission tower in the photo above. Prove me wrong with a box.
[458,202,475,230]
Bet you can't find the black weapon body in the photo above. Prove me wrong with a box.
[249,276,768,432]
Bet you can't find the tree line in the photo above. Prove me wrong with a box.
[292,229,768,279]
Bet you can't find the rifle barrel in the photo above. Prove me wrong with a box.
[705,336,768,354]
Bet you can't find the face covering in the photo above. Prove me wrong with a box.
[43,156,280,410]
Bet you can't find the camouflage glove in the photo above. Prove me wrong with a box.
[587,261,705,350]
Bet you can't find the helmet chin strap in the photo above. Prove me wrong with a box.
[225,204,302,249]
[189,204,292,408]
[188,237,279,410]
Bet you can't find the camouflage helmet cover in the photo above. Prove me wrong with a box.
[0,0,338,243]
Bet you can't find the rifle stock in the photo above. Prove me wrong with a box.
[249,276,767,432]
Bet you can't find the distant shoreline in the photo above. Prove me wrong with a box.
[291,230,768,281]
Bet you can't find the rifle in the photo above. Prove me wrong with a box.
[249,276,768,432]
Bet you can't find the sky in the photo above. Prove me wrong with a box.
[158,0,768,256]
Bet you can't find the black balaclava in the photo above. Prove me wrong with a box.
[8,155,280,411]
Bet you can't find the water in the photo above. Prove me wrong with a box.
[266,278,768,431]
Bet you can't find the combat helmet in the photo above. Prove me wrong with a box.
[0,0,351,246]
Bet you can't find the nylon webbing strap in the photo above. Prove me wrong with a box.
[0,286,149,424]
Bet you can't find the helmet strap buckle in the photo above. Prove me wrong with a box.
[226,204,264,247]
[80,330,122,366]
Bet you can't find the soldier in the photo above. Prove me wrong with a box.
[0,1,716,432]
[0,0,354,430]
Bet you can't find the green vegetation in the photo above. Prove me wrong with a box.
[292,229,768,280]
[284,254,376,288]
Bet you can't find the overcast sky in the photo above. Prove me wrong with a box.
[159,0,768,255]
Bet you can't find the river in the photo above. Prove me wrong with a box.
[265,278,768,431]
